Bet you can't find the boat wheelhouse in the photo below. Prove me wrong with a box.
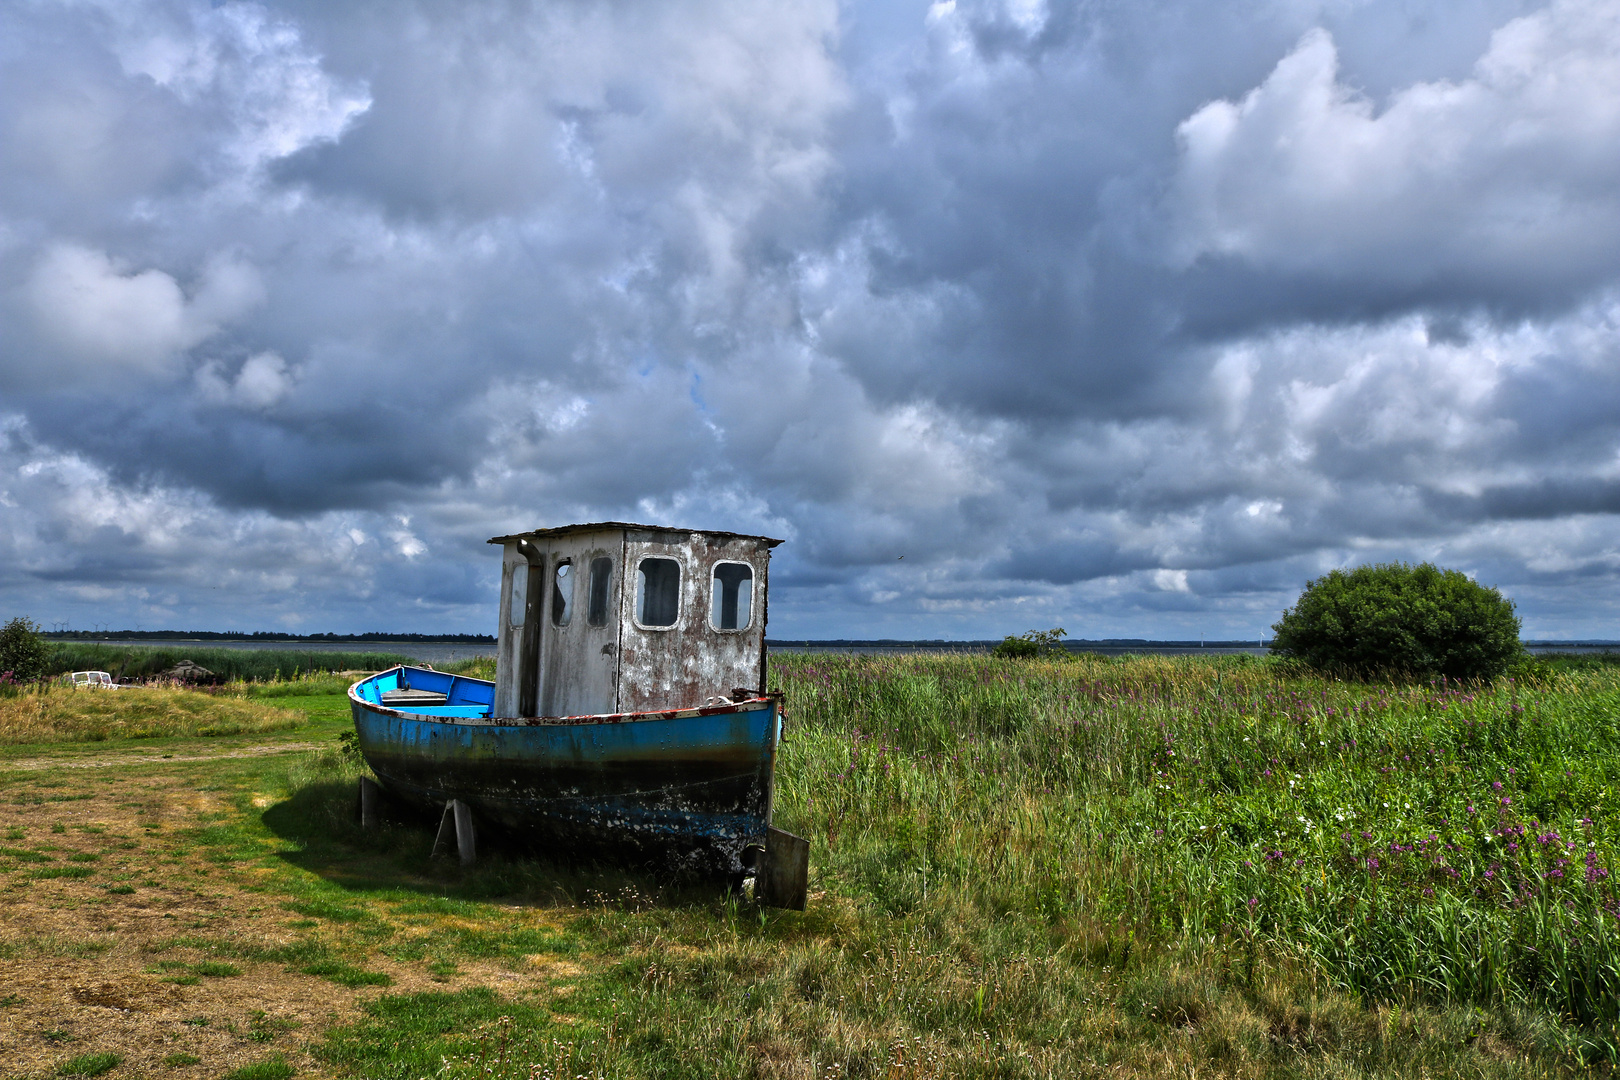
[489,523,780,718]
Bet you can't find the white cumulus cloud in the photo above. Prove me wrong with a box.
[23,246,263,380]
[1172,0,1620,295]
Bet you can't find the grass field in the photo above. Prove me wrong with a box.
[1,654,1617,1077]
[0,688,306,745]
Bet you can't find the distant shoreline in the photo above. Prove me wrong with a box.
[767,640,1620,656]
[42,632,1617,660]
[42,631,495,643]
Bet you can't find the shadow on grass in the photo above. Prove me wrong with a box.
[260,779,731,909]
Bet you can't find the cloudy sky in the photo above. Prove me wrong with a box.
[1,0,1618,640]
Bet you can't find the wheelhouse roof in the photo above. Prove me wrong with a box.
[487,521,784,547]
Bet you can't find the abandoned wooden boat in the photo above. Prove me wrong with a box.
[348,523,797,884]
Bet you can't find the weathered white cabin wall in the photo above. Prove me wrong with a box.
[616,529,771,713]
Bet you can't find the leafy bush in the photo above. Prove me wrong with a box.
[992,627,1068,659]
[1270,562,1521,680]
[0,617,48,682]
[1507,652,1560,687]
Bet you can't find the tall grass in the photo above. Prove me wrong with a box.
[213,652,1620,1074]
[0,683,305,744]
[772,653,1620,1032]
[445,656,497,680]
[44,644,413,683]
[246,672,364,698]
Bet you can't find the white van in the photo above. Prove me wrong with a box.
[70,670,119,689]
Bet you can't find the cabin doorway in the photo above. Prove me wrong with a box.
[513,546,545,716]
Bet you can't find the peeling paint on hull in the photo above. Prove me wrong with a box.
[350,666,779,872]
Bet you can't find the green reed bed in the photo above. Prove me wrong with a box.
[772,653,1620,1034]
[43,644,413,683]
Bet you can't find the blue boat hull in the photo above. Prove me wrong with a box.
[349,666,780,871]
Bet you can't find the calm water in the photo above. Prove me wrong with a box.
[772,644,1619,656]
[58,639,1616,666]
[62,639,496,667]
[766,644,1274,656]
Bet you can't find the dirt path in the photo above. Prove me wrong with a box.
[0,743,324,772]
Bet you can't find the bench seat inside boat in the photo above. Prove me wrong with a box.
[384,704,494,718]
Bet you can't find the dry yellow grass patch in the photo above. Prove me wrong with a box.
[0,769,587,1079]
[0,688,304,745]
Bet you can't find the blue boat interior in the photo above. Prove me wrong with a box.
[353,665,495,719]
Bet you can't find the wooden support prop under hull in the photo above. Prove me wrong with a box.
[433,800,477,866]
[358,777,382,831]
[758,825,810,910]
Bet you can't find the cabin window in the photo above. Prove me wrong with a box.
[711,562,753,631]
[587,557,612,626]
[552,560,573,626]
[508,561,528,626]
[636,557,680,627]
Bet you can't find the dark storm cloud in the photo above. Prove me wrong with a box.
[992,538,1159,586]
[1,0,1619,639]
[824,0,1620,417]
[1429,481,1620,522]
